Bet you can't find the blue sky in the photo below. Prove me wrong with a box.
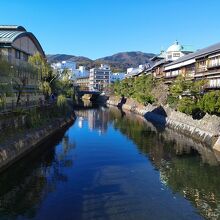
[1,0,220,59]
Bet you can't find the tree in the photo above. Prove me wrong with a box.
[28,53,55,99]
[0,58,13,108]
[199,91,220,114]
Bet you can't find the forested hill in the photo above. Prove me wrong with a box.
[47,51,155,72]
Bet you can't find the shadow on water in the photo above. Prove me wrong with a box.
[143,105,167,131]
[117,95,127,108]
[0,124,76,220]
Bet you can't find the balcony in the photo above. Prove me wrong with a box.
[208,61,220,69]
[185,71,195,78]
[164,73,179,79]
[196,66,207,73]
[204,84,220,89]
[154,73,164,79]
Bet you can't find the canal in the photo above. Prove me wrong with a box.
[0,105,220,220]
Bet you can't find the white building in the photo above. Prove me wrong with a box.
[74,66,89,78]
[89,64,111,91]
[51,60,76,72]
[51,60,77,80]
[165,41,193,61]
[125,64,149,78]
[51,60,89,81]
[110,72,125,83]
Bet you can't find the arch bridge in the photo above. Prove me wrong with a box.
[73,85,101,100]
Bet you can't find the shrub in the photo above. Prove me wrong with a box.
[133,93,155,105]
[198,91,220,114]
[57,95,67,108]
[167,95,179,109]
[177,97,197,115]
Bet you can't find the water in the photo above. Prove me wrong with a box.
[1,106,220,220]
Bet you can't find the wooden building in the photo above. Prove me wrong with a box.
[0,25,45,105]
[164,42,220,88]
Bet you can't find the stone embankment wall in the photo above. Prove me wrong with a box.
[107,96,220,151]
[0,113,27,131]
[0,105,56,132]
[0,114,75,172]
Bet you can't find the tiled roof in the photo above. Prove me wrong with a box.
[148,59,170,70]
[0,24,45,57]
[0,25,26,31]
[0,30,25,43]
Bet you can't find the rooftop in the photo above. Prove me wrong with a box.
[0,30,24,43]
[0,25,26,31]
[165,42,220,67]
[0,24,45,57]
[167,41,183,52]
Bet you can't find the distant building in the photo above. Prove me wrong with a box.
[125,64,152,78]
[110,72,125,83]
[89,64,111,91]
[51,60,76,80]
[75,75,90,90]
[74,66,89,78]
[0,25,45,64]
[51,60,76,71]
[51,61,89,82]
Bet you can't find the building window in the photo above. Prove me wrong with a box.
[210,57,220,67]
[173,53,180,57]
[172,70,179,76]
[15,50,21,59]
[23,53,28,61]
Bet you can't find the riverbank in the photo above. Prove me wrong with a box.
[0,110,76,172]
[107,96,220,151]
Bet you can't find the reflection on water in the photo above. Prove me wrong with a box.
[108,107,220,220]
[76,107,108,134]
[0,105,220,219]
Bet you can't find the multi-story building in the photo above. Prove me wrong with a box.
[147,41,193,79]
[164,42,220,88]
[0,25,45,104]
[75,76,90,90]
[89,64,111,91]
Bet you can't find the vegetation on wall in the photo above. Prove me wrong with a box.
[112,74,220,117]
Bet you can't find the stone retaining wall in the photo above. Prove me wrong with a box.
[107,96,220,150]
[0,114,75,172]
